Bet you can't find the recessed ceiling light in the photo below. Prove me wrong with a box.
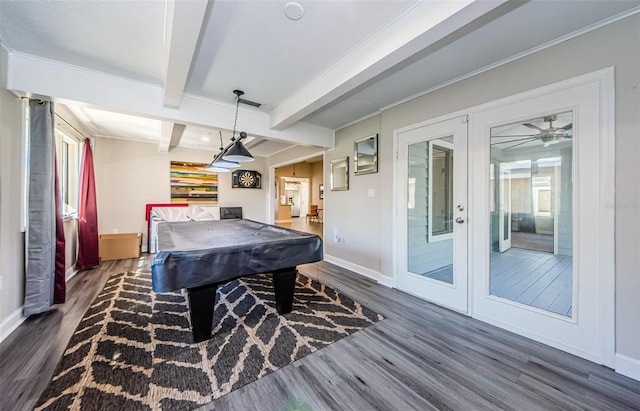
[284,2,304,20]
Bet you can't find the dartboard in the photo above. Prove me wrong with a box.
[232,170,261,188]
[239,171,256,187]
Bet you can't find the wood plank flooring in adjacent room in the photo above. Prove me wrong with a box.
[276,216,323,239]
[2,256,639,411]
[423,248,573,317]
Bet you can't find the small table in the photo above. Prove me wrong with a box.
[151,219,323,342]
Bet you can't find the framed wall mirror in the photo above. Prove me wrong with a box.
[354,134,378,175]
[330,157,349,191]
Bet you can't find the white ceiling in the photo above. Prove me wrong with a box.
[1,0,638,157]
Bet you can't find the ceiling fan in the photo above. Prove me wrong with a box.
[491,115,573,149]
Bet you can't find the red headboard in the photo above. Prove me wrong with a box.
[145,203,188,251]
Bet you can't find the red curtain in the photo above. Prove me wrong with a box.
[76,139,99,270]
[54,151,66,303]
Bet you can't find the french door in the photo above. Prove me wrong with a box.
[395,71,614,365]
[396,116,468,313]
[470,74,614,365]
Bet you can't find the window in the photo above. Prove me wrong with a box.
[428,140,454,241]
[532,176,552,216]
[55,130,80,217]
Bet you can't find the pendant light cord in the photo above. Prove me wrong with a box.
[231,90,242,141]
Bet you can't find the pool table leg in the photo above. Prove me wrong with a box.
[273,267,297,314]
[187,283,218,343]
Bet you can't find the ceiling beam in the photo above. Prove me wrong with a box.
[158,122,186,153]
[6,52,334,148]
[269,0,508,130]
[162,0,209,108]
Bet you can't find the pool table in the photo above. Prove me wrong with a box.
[151,219,323,342]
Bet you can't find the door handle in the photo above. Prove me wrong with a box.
[455,217,465,224]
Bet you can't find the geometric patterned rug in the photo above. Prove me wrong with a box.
[35,268,383,410]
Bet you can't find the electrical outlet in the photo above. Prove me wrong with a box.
[333,228,345,244]
[112,228,119,234]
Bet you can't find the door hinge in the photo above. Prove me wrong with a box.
[461,114,469,124]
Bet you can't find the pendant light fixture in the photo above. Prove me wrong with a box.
[205,89,254,172]
[289,163,301,185]
[223,131,254,162]
[205,131,240,172]
[223,90,254,163]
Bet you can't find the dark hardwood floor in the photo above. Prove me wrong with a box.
[0,258,143,411]
[1,256,639,410]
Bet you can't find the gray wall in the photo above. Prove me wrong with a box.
[328,16,639,362]
[327,115,382,268]
[0,45,26,329]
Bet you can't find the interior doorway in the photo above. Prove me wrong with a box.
[271,155,324,239]
[282,177,309,218]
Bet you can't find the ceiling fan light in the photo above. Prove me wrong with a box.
[223,141,254,162]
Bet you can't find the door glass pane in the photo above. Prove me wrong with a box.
[407,137,454,284]
[490,112,573,316]
[431,145,454,236]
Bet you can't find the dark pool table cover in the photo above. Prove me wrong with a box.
[151,219,323,292]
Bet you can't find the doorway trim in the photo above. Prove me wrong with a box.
[267,151,325,225]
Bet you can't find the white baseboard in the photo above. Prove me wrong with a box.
[616,353,640,381]
[0,306,25,344]
[323,254,394,288]
[2,266,81,344]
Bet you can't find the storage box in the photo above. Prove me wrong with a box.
[99,233,142,261]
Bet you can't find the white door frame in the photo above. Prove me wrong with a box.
[266,151,325,224]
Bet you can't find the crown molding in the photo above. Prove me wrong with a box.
[377,6,640,114]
